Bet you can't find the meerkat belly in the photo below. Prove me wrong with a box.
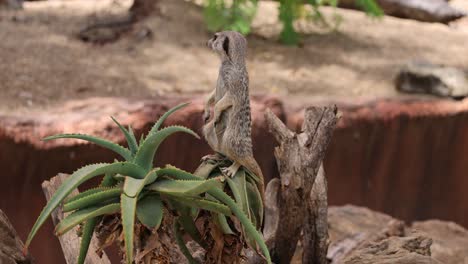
[220,106,253,159]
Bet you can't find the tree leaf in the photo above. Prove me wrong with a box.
[55,203,120,235]
[135,126,200,170]
[25,162,145,249]
[136,194,163,229]
[43,134,132,161]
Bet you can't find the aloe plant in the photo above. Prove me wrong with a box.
[25,102,271,264]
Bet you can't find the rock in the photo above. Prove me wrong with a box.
[0,0,22,10]
[327,205,406,263]
[412,220,468,263]
[328,205,468,264]
[395,61,468,98]
[338,0,465,23]
[343,235,438,264]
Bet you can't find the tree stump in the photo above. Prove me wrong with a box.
[263,106,337,263]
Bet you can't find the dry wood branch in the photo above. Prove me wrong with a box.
[0,209,33,264]
[263,106,337,263]
[41,173,111,264]
[302,164,329,264]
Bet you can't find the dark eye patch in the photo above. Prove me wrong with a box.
[223,36,229,57]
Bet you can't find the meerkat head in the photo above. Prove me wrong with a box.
[207,31,247,64]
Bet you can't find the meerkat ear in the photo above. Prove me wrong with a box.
[222,36,230,57]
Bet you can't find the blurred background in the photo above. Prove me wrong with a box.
[0,0,467,262]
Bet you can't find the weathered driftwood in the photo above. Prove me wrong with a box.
[0,209,33,264]
[338,0,465,23]
[263,106,337,263]
[41,174,111,264]
[302,164,328,264]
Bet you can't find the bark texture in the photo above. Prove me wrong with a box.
[0,209,33,264]
[41,174,111,264]
[263,106,337,263]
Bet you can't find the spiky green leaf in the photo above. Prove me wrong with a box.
[25,162,145,249]
[55,203,120,235]
[170,202,207,249]
[77,217,100,264]
[157,166,203,181]
[246,179,264,228]
[169,196,231,216]
[63,187,122,212]
[136,194,163,229]
[111,116,138,155]
[215,213,235,235]
[121,194,137,264]
[194,161,221,179]
[77,172,118,264]
[208,188,271,263]
[149,102,190,134]
[147,178,220,197]
[43,134,132,161]
[101,172,118,187]
[65,186,111,204]
[174,221,199,264]
[153,167,271,263]
[226,170,250,218]
[123,169,159,197]
[135,126,200,170]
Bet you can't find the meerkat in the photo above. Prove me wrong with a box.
[203,31,264,198]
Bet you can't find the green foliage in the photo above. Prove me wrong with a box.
[193,156,266,253]
[204,0,258,35]
[25,103,271,264]
[202,0,383,45]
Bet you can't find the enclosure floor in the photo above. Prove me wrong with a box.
[0,0,467,113]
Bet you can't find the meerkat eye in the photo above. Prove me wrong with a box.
[213,34,218,40]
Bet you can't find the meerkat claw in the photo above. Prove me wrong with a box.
[221,162,241,178]
[201,153,224,163]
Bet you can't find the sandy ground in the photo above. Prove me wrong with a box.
[0,0,467,113]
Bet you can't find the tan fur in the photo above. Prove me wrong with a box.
[203,31,264,200]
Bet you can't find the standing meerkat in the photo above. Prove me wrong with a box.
[203,31,264,197]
